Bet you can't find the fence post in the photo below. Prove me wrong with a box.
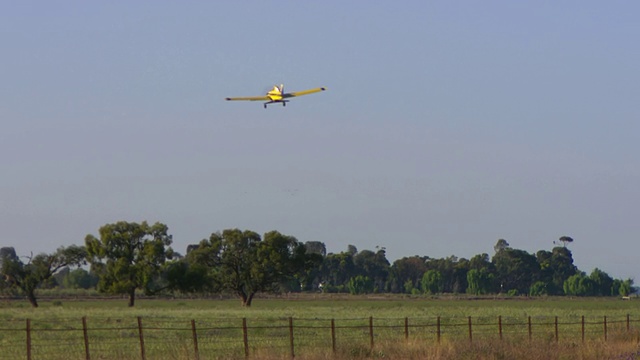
[369,317,374,349]
[437,316,441,344]
[468,316,472,343]
[137,316,146,360]
[627,314,630,332]
[604,316,607,342]
[26,318,31,360]
[554,316,558,343]
[82,316,90,360]
[242,318,249,358]
[581,316,585,343]
[498,316,502,340]
[288,317,295,359]
[528,316,532,341]
[404,317,409,340]
[331,319,336,354]
[191,320,199,360]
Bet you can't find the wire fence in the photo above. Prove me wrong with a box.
[1,315,639,359]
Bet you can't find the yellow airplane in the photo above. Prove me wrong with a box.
[225,84,326,109]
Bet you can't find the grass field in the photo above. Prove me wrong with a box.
[1,294,639,359]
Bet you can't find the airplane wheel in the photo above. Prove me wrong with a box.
[264,104,267,109]
[283,103,286,107]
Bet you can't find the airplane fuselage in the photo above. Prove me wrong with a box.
[265,86,288,107]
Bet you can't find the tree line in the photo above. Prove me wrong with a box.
[0,221,634,308]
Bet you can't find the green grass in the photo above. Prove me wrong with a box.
[0,295,639,359]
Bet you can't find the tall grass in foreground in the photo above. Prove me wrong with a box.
[330,336,640,360]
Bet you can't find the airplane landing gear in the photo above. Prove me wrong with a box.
[263,103,267,109]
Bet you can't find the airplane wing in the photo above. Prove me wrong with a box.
[225,96,270,101]
[282,87,326,98]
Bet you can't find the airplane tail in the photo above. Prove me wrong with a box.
[267,84,284,95]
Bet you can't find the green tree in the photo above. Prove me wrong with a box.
[85,221,173,307]
[319,251,357,292]
[304,241,327,257]
[494,239,510,253]
[558,236,574,248]
[388,256,428,294]
[353,248,390,292]
[451,258,470,293]
[563,273,594,296]
[185,229,309,306]
[0,246,86,307]
[492,248,539,294]
[294,247,324,292]
[63,268,99,289]
[424,256,467,293]
[347,275,373,295]
[617,279,634,296]
[469,253,494,272]
[466,269,494,295]
[421,269,444,294]
[403,279,416,294]
[257,230,309,294]
[164,256,214,294]
[589,268,614,296]
[529,281,548,296]
[537,247,577,295]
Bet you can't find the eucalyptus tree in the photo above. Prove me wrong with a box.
[348,275,373,295]
[537,247,577,295]
[388,256,428,294]
[320,251,357,292]
[185,229,309,306]
[421,269,444,294]
[85,221,173,307]
[615,278,634,297]
[424,256,468,293]
[0,245,86,307]
[563,273,594,296]
[353,248,390,292]
[589,268,614,296]
[466,269,494,295]
[304,241,327,257]
[492,248,540,295]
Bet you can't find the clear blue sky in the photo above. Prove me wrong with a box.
[1,2,639,281]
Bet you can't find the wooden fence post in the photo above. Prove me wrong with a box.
[26,318,31,360]
[331,319,336,354]
[137,316,146,360]
[554,316,558,343]
[603,316,607,342]
[627,314,630,332]
[468,316,472,343]
[498,316,502,340]
[369,317,374,349]
[404,317,409,340]
[191,320,199,360]
[528,316,532,341]
[82,316,90,360]
[242,318,249,358]
[437,316,441,344]
[288,317,295,359]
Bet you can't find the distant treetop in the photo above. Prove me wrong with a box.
[558,236,574,247]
